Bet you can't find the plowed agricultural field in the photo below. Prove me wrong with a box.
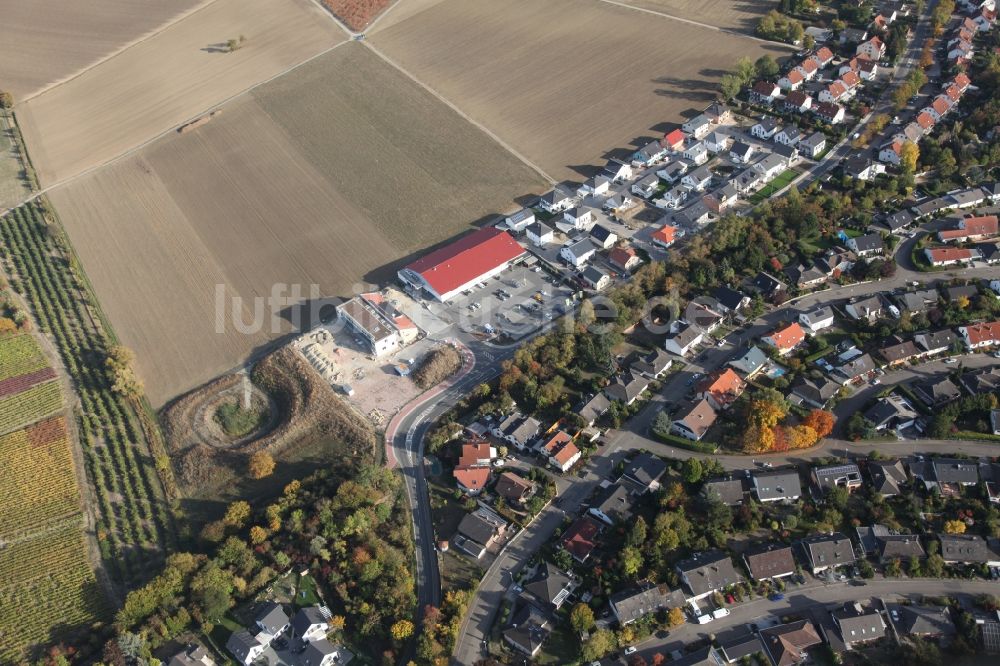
[16,0,344,186]
[369,0,790,181]
[616,0,776,33]
[47,43,546,405]
[0,0,207,99]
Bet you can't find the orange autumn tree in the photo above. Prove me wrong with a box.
[802,409,836,439]
[742,397,787,453]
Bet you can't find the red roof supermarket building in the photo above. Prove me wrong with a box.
[398,227,526,301]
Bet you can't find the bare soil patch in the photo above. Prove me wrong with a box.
[16,0,344,185]
[617,0,776,33]
[47,43,544,406]
[369,0,790,181]
[0,0,208,100]
[321,0,397,31]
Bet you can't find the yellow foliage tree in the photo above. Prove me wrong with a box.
[787,425,819,449]
[944,520,966,534]
[900,141,919,174]
[330,615,346,631]
[223,500,251,528]
[249,526,268,544]
[391,619,415,641]
[248,451,276,479]
[666,607,685,628]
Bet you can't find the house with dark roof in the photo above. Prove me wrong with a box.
[744,542,796,580]
[875,534,925,563]
[959,367,1000,395]
[789,376,840,409]
[887,603,956,638]
[702,477,747,506]
[676,550,746,600]
[881,209,914,232]
[713,286,750,313]
[800,533,856,574]
[301,639,351,666]
[589,483,632,525]
[610,582,686,625]
[717,629,764,664]
[750,271,786,299]
[168,645,215,666]
[456,510,508,559]
[631,348,673,379]
[878,339,921,366]
[863,394,919,432]
[582,265,610,291]
[760,620,822,666]
[911,458,980,491]
[833,602,886,649]
[728,346,770,379]
[939,534,1000,566]
[604,371,650,406]
[521,563,576,611]
[869,459,907,496]
[752,469,802,503]
[290,606,331,643]
[256,602,290,637]
[503,602,550,656]
[913,329,958,355]
[812,463,863,494]
[622,451,667,494]
[671,399,718,441]
[664,321,705,357]
[575,392,611,427]
[561,516,602,563]
[494,472,535,506]
[226,631,267,666]
[670,647,728,666]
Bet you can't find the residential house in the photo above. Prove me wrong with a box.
[604,158,634,182]
[800,533,856,574]
[916,110,936,132]
[939,534,1000,567]
[731,167,764,194]
[657,160,688,183]
[750,80,781,104]
[696,368,746,410]
[778,68,805,91]
[563,206,595,230]
[881,209,914,232]
[493,413,541,449]
[760,621,823,666]
[495,472,535,506]
[796,58,819,81]
[878,339,921,366]
[664,321,705,357]
[631,347,673,379]
[651,223,678,249]
[772,143,800,168]
[456,509,507,558]
[790,376,840,409]
[683,114,713,139]
[704,184,739,214]
[538,186,574,213]
[845,294,888,322]
[290,606,331,643]
[589,224,617,250]
[675,200,713,228]
[840,27,869,44]
[540,430,581,472]
[857,36,885,60]
[799,132,827,158]
[863,394,919,432]
[684,299,724,333]
[846,156,886,181]
[168,646,215,666]
[879,141,903,166]
[610,583,687,626]
[897,289,940,315]
[813,101,846,124]
[575,392,611,427]
[226,632,267,666]
[938,215,999,243]
[702,477,748,506]
[589,482,633,525]
[676,550,746,601]
[622,451,667,494]
[846,232,884,257]
[525,222,554,247]
[813,463,863,494]
[869,459,908,496]
[503,602,549,657]
[604,371,650,406]
[671,399,718,441]
[560,238,596,267]
[763,322,806,355]
[833,602,887,649]
[684,142,710,165]
[256,602,290,637]
[887,603,956,638]
[751,117,780,140]
[910,458,980,491]
[924,247,980,266]
[705,131,731,154]
[728,346,770,379]
[874,534,925,563]
[750,271,787,299]
[561,516,602,563]
[858,58,878,80]
[682,165,714,191]
[504,208,536,234]
[912,376,961,406]
[663,128,686,150]
[730,141,755,164]
[753,152,788,182]
[832,351,876,384]
[812,46,835,67]
[819,80,849,104]
[633,140,668,166]
[752,469,802,503]
[705,101,732,124]
[632,173,660,199]
[608,246,641,273]
[799,305,835,333]
[744,543,796,580]
[959,320,1000,349]
[784,90,813,113]
[717,631,764,665]
[713,286,750,313]
[578,175,610,197]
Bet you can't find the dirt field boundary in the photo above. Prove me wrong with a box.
[595,0,793,46]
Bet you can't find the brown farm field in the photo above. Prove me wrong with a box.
[369,0,791,182]
[0,0,208,100]
[616,0,776,33]
[16,0,344,186]
[48,43,546,406]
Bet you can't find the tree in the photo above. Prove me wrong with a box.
[666,607,685,628]
[627,516,648,547]
[925,554,945,578]
[105,345,143,398]
[249,526,268,545]
[0,91,12,109]
[581,629,616,662]
[620,546,643,577]
[720,74,742,101]
[223,500,251,528]
[900,141,919,174]
[755,55,780,79]
[802,410,835,439]
[803,33,815,50]
[734,57,757,85]
[682,458,704,484]
[391,619,414,641]
[944,520,966,534]
[570,602,596,633]
[248,451,276,479]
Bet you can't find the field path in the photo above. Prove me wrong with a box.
[361,41,557,185]
[594,0,792,46]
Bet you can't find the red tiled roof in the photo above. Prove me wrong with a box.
[827,81,847,99]
[799,59,818,74]
[785,69,804,84]
[458,442,494,468]
[767,322,806,350]
[916,111,935,129]
[542,430,573,454]
[404,227,525,297]
[963,215,999,235]
[697,368,745,406]
[553,441,580,466]
[954,73,971,90]
[815,47,834,63]
[944,84,962,101]
[609,246,638,270]
[561,516,601,560]
[964,321,1000,345]
[842,70,861,88]
[454,467,490,491]
[931,97,950,116]
[753,80,778,96]
[651,224,677,246]
[926,247,974,263]
[814,102,843,119]
[664,129,685,146]
[786,90,810,106]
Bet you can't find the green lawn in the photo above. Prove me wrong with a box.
[295,574,322,608]
[749,169,798,204]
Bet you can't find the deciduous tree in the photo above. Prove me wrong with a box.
[248,451,276,479]
[570,602,596,633]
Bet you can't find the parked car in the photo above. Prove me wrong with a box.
[769,593,785,601]
[624,647,638,656]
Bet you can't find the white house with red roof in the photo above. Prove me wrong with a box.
[763,322,806,355]
[778,69,805,91]
[924,247,980,266]
[663,128,685,150]
[959,321,1000,349]
[937,215,999,243]
[856,36,885,60]
[398,227,526,302]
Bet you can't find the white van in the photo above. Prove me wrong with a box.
[696,614,714,624]
[712,608,731,619]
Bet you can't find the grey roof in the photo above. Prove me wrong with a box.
[800,131,826,149]
[950,188,986,207]
[168,645,214,666]
[753,469,802,501]
[932,458,979,484]
[863,395,917,429]
[291,606,328,637]
[834,603,886,644]
[914,328,957,351]
[835,353,875,381]
[503,602,550,655]
[755,117,780,132]
[458,512,499,547]
[575,392,611,424]
[563,237,596,257]
[687,165,713,182]
[801,532,856,569]
[604,157,631,175]
[744,542,796,580]
[869,459,907,496]
[851,232,884,252]
[702,477,747,506]
[676,550,745,596]
[631,348,673,377]
[622,451,667,489]
[912,376,961,406]
[729,346,769,376]
[939,534,1000,563]
[751,271,786,295]
[255,601,289,634]
[669,646,726,666]
[891,604,956,636]
[883,209,914,230]
[605,371,649,403]
[813,463,862,492]
[717,629,764,662]
[897,290,939,313]
[731,141,754,156]
[754,152,788,175]
[676,200,712,226]
[877,535,925,561]
[507,208,534,225]
[582,264,609,286]
[522,562,574,610]
[960,367,1000,395]
[712,286,748,311]
[589,224,615,243]
[526,221,552,238]
[302,639,348,666]
[540,186,573,205]
[668,321,703,348]
[774,143,798,159]
[591,483,632,523]
[945,284,979,302]
[879,340,920,364]
[802,304,834,323]
[508,415,541,442]
[791,376,840,407]
[610,582,686,624]
[226,631,262,660]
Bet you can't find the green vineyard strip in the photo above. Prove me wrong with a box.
[0,334,49,382]
[0,379,61,435]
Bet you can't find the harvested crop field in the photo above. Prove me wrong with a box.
[16,0,344,186]
[0,0,208,100]
[616,0,775,33]
[369,0,790,181]
[48,43,546,405]
[322,0,397,31]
